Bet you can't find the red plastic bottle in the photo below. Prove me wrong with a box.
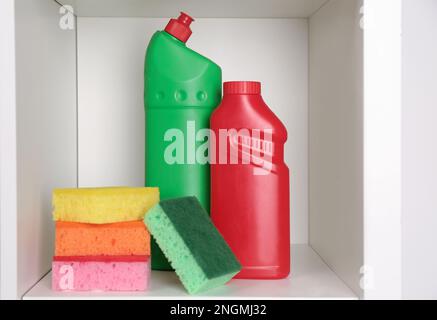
[211,81,290,279]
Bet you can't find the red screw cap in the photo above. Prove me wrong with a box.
[165,12,194,43]
[224,81,262,95]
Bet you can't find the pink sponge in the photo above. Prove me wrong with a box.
[52,256,150,292]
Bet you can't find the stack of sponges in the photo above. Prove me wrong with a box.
[51,187,159,292]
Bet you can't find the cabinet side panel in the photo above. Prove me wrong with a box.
[0,0,18,300]
[402,0,437,300]
[15,0,77,297]
[309,0,364,296]
[362,0,402,299]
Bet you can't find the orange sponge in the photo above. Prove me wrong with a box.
[55,221,150,256]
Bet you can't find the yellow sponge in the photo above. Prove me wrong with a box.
[53,187,159,224]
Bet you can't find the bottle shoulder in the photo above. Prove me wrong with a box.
[211,96,288,142]
[146,31,221,73]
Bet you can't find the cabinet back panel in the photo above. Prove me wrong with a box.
[77,18,309,244]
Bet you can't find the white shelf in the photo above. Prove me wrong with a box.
[56,0,328,18]
[23,245,357,300]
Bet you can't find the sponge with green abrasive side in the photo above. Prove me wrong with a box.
[144,196,241,294]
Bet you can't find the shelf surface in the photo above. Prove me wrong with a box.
[56,0,329,18]
[24,245,357,300]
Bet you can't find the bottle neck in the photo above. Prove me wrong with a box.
[221,93,265,108]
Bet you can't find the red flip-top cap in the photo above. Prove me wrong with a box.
[224,81,261,95]
[165,12,194,43]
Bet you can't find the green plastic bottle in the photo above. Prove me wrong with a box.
[144,12,222,270]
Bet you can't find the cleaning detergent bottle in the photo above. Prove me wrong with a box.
[144,12,222,270]
[211,81,290,279]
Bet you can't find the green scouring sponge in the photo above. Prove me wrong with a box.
[144,196,241,294]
